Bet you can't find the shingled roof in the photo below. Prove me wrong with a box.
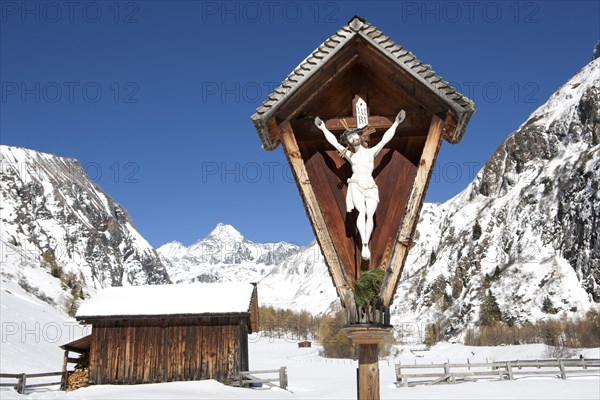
[251,16,475,150]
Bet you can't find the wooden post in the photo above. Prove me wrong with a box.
[358,344,379,399]
[344,326,392,400]
[395,364,402,388]
[506,361,514,380]
[60,350,69,390]
[279,366,288,390]
[559,360,567,379]
[443,362,451,383]
[17,373,26,394]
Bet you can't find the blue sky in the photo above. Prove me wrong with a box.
[1,1,599,248]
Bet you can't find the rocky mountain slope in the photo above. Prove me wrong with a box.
[394,55,599,332]
[0,146,170,314]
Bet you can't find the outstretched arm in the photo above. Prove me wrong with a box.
[371,110,406,157]
[314,117,347,154]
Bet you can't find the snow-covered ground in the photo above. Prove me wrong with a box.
[2,337,599,399]
[1,276,599,399]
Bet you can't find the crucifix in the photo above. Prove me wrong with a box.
[314,95,406,261]
[252,17,475,400]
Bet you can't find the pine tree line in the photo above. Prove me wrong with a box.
[464,309,600,347]
[259,306,321,341]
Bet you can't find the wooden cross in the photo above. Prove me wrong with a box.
[334,95,378,158]
[324,94,395,132]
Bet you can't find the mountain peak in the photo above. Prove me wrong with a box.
[206,223,244,242]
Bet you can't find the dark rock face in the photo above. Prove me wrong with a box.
[472,68,600,301]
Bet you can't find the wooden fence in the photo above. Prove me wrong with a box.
[396,358,600,387]
[234,367,288,390]
[0,372,63,394]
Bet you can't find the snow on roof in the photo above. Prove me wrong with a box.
[76,282,256,319]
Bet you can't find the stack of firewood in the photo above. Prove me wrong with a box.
[66,368,89,391]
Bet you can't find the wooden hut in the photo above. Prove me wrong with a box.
[70,282,259,385]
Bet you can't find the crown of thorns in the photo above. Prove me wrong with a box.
[339,128,363,147]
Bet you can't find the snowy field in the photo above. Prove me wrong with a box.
[2,335,599,399]
[1,280,599,399]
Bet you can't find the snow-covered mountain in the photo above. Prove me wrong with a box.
[157,226,341,314]
[0,146,170,314]
[157,223,300,284]
[393,56,600,330]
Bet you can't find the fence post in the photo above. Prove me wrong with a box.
[17,373,27,394]
[506,361,514,380]
[443,363,451,383]
[60,350,69,391]
[279,366,288,390]
[559,360,566,380]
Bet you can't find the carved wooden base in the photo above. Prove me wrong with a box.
[343,326,392,400]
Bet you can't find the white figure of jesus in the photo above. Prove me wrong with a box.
[314,110,407,260]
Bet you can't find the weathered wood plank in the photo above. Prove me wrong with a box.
[302,144,358,281]
[370,146,417,272]
[105,327,113,384]
[286,53,360,123]
[124,325,131,384]
[279,119,355,310]
[115,325,122,384]
[60,350,69,390]
[381,115,444,306]
[83,315,256,386]
[358,344,380,400]
[195,323,202,381]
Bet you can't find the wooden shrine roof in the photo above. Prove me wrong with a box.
[251,16,475,149]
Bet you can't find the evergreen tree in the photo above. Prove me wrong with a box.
[479,290,502,326]
[429,250,437,266]
[542,296,558,314]
[472,220,482,241]
[557,202,565,220]
[493,266,501,278]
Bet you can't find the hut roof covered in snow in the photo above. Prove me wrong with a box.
[76,282,257,321]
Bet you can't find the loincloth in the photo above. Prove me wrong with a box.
[346,176,379,212]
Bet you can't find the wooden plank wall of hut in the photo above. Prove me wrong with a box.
[88,316,245,385]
